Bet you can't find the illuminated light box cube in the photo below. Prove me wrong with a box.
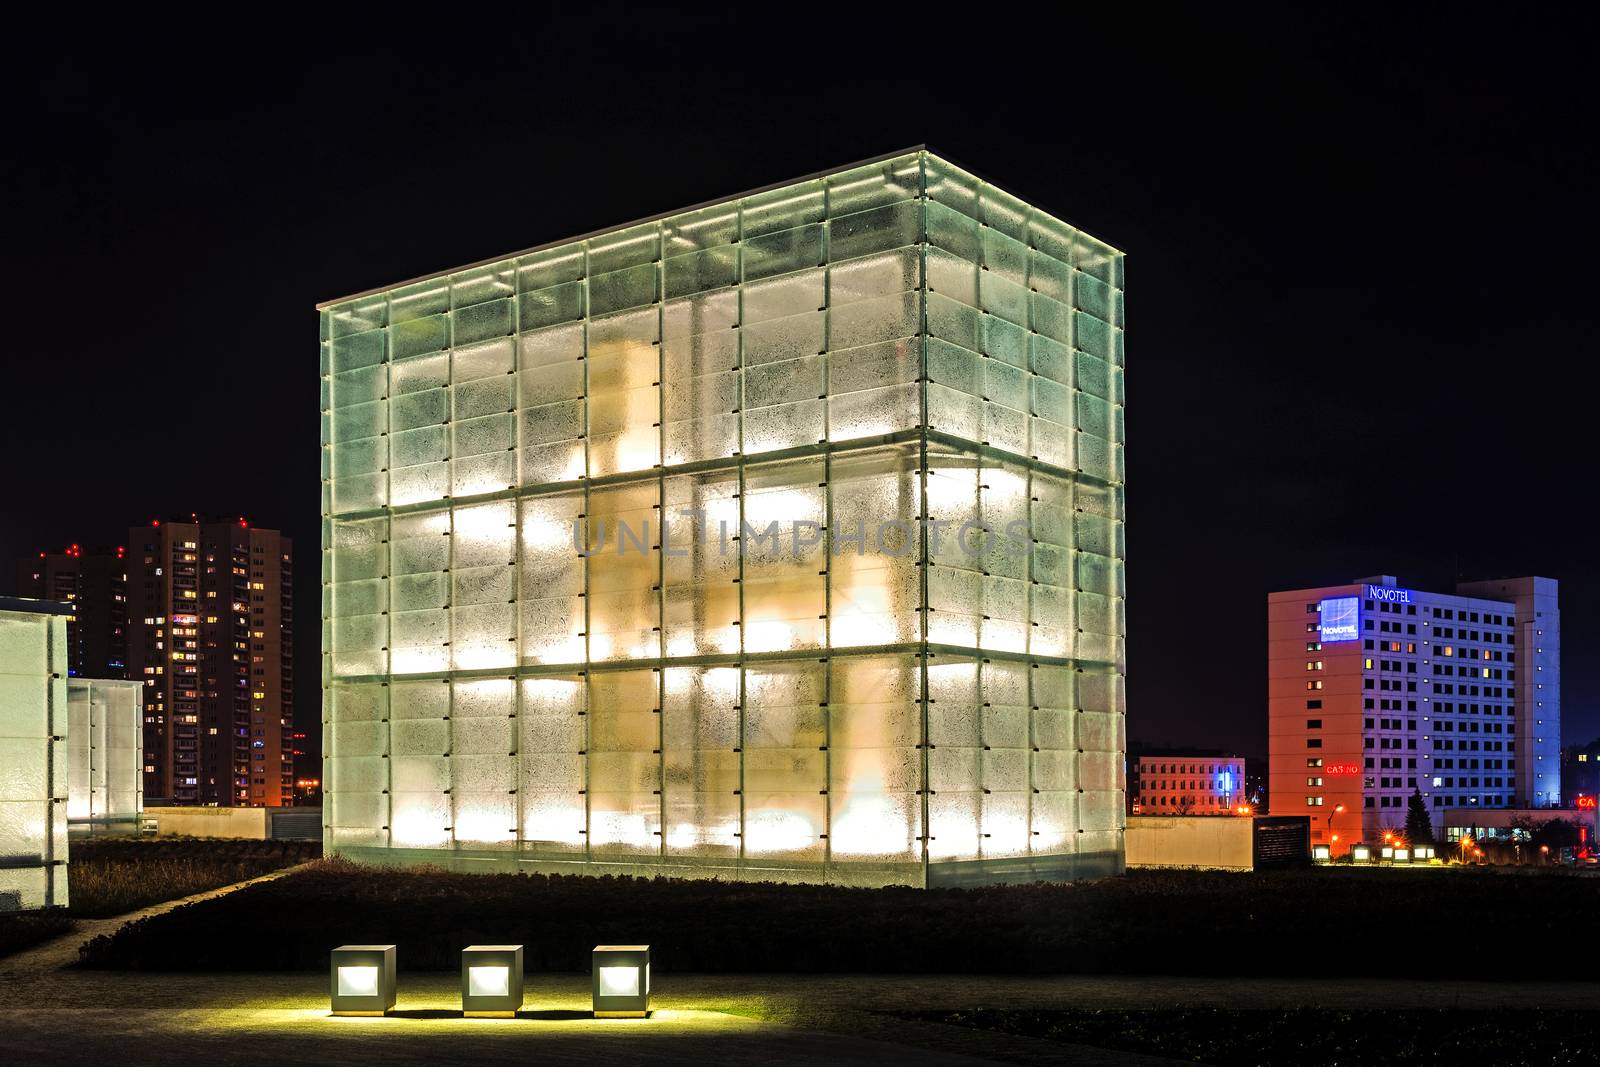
[592,945,650,1017]
[461,944,524,1016]
[1351,844,1372,863]
[0,599,71,913]
[319,149,1125,889]
[330,944,397,1015]
[65,678,146,835]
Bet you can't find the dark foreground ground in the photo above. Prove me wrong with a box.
[79,859,1599,980]
[1,966,1597,1067]
[902,1008,1600,1066]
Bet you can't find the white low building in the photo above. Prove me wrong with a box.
[0,598,73,912]
[66,678,146,834]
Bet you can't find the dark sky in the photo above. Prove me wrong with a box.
[3,11,1593,762]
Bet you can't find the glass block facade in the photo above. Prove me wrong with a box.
[320,150,1124,887]
[66,678,145,833]
[0,603,70,911]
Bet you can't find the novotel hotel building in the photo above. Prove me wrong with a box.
[1268,575,1559,854]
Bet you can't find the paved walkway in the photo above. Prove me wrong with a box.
[0,969,1186,1066]
[5,867,1600,1064]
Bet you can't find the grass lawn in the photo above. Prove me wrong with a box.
[0,838,318,959]
[78,860,1600,977]
[897,1009,1600,1066]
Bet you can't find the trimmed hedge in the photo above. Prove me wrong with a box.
[80,860,1599,976]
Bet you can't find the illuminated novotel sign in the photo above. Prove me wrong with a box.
[1319,596,1360,642]
[1366,585,1413,604]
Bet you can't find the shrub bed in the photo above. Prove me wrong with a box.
[0,911,76,958]
[79,861,1598,976]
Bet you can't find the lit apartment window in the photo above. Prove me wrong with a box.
[1306,680,1323,690]
[1307,796,1324,806]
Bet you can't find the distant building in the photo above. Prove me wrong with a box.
[1130,755,1246,814]
[1126,815,1309,870]
[1441,805,1597,851]
[14,544,128,679]
[1562,741,1600,802]
[1269,574,1560,856]
[125,519,295,807]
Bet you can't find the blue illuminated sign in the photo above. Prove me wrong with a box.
[1319,596,1360,642]
[1217,771,1234,795]
[1366,585,1412,604]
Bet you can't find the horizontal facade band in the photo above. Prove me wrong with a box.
[324,640,1118,688]
[320,428,1120,526]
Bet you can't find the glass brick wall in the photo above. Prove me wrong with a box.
[66,678,145,830]
[0,606,70,911]
[320,151,1124,886]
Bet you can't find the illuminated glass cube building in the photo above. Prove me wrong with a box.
[320,149,1125,887]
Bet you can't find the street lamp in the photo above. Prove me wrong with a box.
[1323,803,1346,859]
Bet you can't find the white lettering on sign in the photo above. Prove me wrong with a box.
[1366,585,1412,604]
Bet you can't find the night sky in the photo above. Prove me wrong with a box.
[3,13,1593,763]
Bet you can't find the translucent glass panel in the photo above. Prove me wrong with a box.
[662,666,740,856]
[323,651,1109,874]
[0,609,69,911]
[924,155,1124,481]
[320,150,1125,885]
[321,152,934,521]
[65,679,144,823]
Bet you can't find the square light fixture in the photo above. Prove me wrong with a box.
[1393,847,1411,863]
[1311,845,1331,861]
[1351,844,1372,863]
[461,944,524,1017]
[592,944,650,1017]
[330,945,397,1015]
